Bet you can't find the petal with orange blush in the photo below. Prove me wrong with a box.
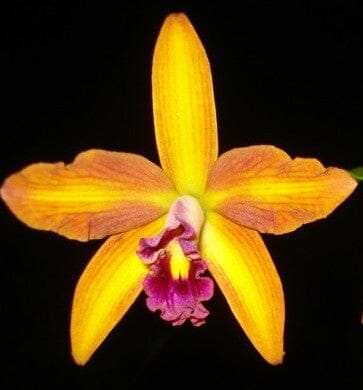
[200,211,285,365]
[205,145,357,234]
[152,13,218,195]
[71,216,165,365]
[1,149,178,241]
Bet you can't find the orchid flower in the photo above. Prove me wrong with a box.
[1,13,357,366]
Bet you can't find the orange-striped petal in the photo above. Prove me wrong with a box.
[71,216,165,365]
[152,13,218,195]
[1,149,177,241]
[205,145,357,234]
[201,211,285,365]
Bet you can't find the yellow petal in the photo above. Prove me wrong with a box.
[1,149,177,241]
[201,211,285,365]
[205,145,357,234]
[71,216,165,365]
[152,13,218,195]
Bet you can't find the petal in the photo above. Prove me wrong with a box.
[143,256,213,327]
[152,13,218,195]
[200,211,285,365]
[1,149,177,241]
[136,197,213,327]
[70,216,165,365]
[205,145,358,234]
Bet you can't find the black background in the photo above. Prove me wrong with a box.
[1,1,362,389]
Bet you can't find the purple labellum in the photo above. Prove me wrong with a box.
[137,196,214,326]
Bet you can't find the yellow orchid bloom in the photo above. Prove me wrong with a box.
[0,13,357,367]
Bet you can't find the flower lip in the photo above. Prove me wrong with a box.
[137,195,213,326]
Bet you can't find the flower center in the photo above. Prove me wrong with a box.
[167,240,190,280]
[137,195,214,326]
